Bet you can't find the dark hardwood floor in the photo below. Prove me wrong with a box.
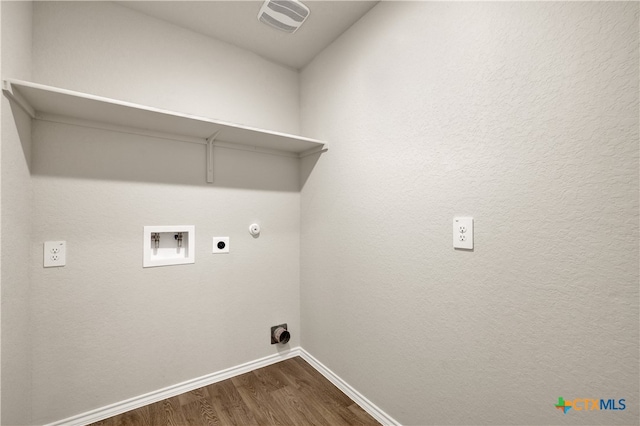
[89,357,380,425]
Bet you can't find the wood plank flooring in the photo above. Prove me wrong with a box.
[89,357,380,426]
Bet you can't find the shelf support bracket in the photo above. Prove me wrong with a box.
[2,81,36,119]
[206,131,219,184]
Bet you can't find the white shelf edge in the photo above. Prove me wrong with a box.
[2,79,327,158]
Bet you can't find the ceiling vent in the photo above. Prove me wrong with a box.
[257,0,310,34]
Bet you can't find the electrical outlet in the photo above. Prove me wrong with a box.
[44,241,66,267]
[453,217,473,250]
[212,237,230,254]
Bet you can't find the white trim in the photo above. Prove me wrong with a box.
[44,347,401,426]
[299,348,401,426]
[45,347,301,426]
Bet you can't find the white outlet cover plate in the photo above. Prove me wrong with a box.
[44,240,66,267]
[213,237,230,254]
[453,217,473,250]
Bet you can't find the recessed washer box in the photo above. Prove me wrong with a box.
[143,225,195,268]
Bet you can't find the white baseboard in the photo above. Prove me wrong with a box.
[45,347,301,426]
[45,346,400,426]
[299,348,400,426]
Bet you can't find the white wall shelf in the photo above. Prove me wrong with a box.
[2,79,327,182]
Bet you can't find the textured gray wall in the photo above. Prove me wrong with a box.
[300,2,639,424]
[29,2,301,423]
[1,1,33,424]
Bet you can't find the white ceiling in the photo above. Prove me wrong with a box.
[117,1,379,69]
